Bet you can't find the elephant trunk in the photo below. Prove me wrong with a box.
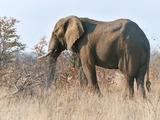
[146,68,151,92]
[46,56,57,88]
[45,49,63,89]
[37,50,57,89]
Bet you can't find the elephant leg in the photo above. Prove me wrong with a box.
[125,75,134,98]
[80,58,100,94]
[136,66,147,98]
[136,75,146,98]
[78,66,88,87]
[74,54,88,87]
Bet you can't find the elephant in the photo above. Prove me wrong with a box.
[38,15,151,98]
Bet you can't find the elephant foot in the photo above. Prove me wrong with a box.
[81,84,102,97]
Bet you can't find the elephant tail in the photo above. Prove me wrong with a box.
[145,44,151,93]
[146,67,151,92]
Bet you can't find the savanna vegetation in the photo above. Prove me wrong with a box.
[0,17,160,120]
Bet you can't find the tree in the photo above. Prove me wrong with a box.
[0,16,26,70]
[33,36,47,56]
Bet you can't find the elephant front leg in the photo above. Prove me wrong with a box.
[78,66,88,87]
[80,57,101,95]
[73,53,88,87]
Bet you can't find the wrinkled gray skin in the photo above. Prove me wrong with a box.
[38,16,151,98]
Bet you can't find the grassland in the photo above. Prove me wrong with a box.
[0,71,160,120]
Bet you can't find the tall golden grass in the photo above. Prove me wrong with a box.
[0,71,160,120]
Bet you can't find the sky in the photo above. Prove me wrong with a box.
[0,0,160,52]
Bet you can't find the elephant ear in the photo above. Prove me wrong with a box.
[64,16,84,50]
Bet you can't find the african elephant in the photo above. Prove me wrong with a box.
[38,15,151,98]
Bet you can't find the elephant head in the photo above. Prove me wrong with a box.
[38,16,84,87]
[38,16,84,59]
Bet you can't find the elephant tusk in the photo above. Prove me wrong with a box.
[37,50,52,59]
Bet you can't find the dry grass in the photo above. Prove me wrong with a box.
[0,72,160,120]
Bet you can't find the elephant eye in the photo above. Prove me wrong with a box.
[53,33,57,38]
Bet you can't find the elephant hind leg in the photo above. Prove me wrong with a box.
[136,67,147,98]
[136,75,146,98]
[125,75,134,98]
